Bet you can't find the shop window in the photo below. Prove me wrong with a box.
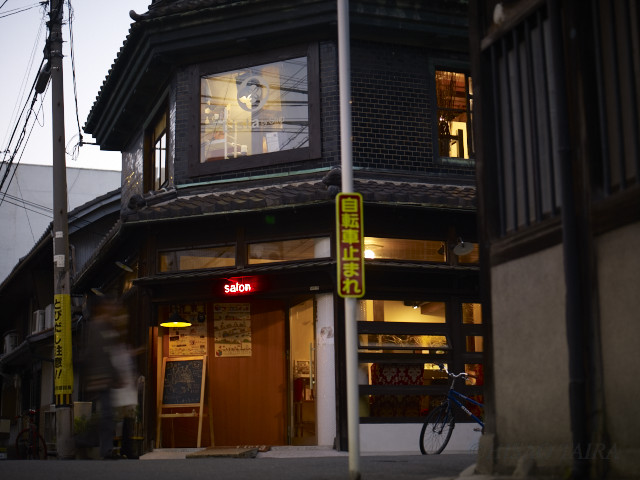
[435,70,474,162]
[145,108,168,192]
[195,45,320,175]
[159,245,235,272]
[465,336,483,353]
[357,300,451,420]
[462,303,482,324]
[247,237,330,264]
[358,300,483,421]
[363,237,446,262]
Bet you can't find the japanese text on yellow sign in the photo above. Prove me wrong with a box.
[54,293,73,404]
[336,192,365,298]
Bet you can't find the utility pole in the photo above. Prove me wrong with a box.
[337,1,361,479]
[49,0,75,459]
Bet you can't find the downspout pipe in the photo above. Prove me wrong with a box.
[548,1,589,478]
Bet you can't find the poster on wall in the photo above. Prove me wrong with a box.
[213,303,251,357]
[168,304,208,356]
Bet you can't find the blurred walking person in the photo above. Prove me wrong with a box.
[82,296,129,459]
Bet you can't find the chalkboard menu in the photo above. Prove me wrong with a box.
[161,357,205,406]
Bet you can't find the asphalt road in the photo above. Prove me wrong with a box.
[0,453,477,480]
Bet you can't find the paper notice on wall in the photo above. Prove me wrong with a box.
[168,308,208,356]
[213,303,251,357]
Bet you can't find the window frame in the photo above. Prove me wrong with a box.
[357,298,484,422]
[430,61,475,166]
[189,43,320,177]
[246,236,331,266]
[157,243,237,273]
[144,102,170,193]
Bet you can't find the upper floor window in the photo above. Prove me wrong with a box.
[192,45,320,175]
[146,109,168,192]
[201,57,309,161]
[159,245,235,273]
[436,70,474,161]
[247,237,330,264]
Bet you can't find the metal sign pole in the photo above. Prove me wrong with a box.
[338,0,361,478]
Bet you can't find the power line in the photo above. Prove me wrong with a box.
[0,75,48,202]
[67,0,83,152]
[0,1,49,203]
[1,4,46,155]
[0,1,45,19]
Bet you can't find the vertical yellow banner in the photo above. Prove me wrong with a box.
[54,293,73,405]
[336,192,365,298]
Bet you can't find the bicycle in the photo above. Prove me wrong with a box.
[15,409,48,460]
[419,364,484,454]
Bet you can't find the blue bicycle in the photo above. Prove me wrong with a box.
[419,364,484,454]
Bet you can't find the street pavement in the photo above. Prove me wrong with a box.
[0,447,478,480]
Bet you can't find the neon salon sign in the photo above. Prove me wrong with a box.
[223,278,256,295]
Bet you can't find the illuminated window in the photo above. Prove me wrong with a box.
[201,57,309,162]
[358,300,483,421]
[159,245,235,272]
[462,303,482,324]
[363,237,446,262]
[435,70,473,160]
[247,237,330,264]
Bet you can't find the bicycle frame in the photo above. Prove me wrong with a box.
[15,409,47,460]
[419,368,485,455]
[447,389,484,428]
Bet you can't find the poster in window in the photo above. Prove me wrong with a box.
[213,303,251,357]
[168,304,208,356]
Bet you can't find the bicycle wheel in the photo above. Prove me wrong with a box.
[15,429,48,459]
[419,404,455,454]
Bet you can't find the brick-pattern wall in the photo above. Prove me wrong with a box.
[170,40,474,187]
[121,133,144,212]
[351,42,434,172]
[350,41,473,179]
[174,66,194,183]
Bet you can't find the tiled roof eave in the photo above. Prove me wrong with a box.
[133,258,478,287]
[121,177,476,225]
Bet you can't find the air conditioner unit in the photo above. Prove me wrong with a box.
[32,310,45,334]
[45,304,55,330]
[3,331,19,355]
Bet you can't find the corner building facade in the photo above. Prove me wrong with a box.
[80,0,482,453]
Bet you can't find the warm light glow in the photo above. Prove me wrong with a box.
[364,249,375,259]
[160,321,192,328]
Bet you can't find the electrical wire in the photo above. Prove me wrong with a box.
[0,2,48,202]
[67,0,83,158]
[1,2,46,159]
[0,2,44,19]
[0,82,49,207]
[2,2,120,245]
[0,84,44,201]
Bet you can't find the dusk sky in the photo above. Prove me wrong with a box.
[0,0,151,171]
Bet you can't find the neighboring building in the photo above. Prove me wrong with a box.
[470,1,640,479]
[0,188,121,456]
[0,164,120,282]
[1,0,483,457]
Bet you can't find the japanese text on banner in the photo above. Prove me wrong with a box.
[336,193,365,298]
[54,294,73,401]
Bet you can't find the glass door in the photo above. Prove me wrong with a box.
[289,298,316,445]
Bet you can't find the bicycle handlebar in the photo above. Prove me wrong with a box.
[437,363,470,379]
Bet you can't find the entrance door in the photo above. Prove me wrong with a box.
[209,299,286,446]
[289,298,317,445]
